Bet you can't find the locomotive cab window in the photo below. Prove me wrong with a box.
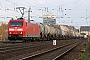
[10,22,23,26]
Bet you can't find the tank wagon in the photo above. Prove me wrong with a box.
[8,18,83,42]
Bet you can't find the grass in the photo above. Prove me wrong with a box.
[80,41,90,60]
[1,44,7,46]
[80,51,90,60]
[0,44,8,47]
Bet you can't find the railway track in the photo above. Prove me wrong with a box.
[53,41,82,60]
[0,40,82,60]
[0,41,52,53]
[0,41,53,60]
[0,40,23,43]
[0,40,24,47]
[20,41,82,60]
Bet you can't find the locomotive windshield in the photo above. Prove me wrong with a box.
[10,22,23,26]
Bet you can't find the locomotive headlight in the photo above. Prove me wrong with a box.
[20,32,22,34]
[10,32,12,34]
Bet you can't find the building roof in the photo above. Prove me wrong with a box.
[80,26,90,31]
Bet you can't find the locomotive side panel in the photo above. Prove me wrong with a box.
[26,23,40,37]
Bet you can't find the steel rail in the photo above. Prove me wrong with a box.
[20,42,77,60]
[53,41,82,60]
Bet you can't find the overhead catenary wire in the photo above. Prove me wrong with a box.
[0,0,89,27]
[2,0,35,19]
[58,0,81,18]
[23,0,34,7]
[0,0,20,18]
[5,0,83,19]
[5,0,17,5]
[0,8,20,18]
[72,0,87,10]
[64,0,81,8]
[59,0,88,27]
[34,0,45,7]
[22,0,48,18]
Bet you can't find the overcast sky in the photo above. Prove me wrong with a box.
[0,0,90,28]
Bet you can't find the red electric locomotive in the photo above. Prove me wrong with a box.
[8,18,40,41]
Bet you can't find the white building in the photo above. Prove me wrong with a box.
[80,26,90,35]
[43,14,56,25]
